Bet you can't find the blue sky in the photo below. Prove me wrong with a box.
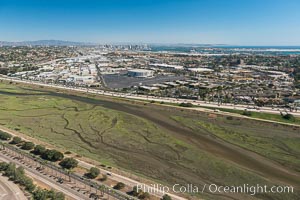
[0,0,300,45]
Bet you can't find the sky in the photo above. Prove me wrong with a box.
[0,0,300,45]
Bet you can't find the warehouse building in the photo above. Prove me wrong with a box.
[127,69,154,78]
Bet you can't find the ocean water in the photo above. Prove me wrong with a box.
[149,45,300,55]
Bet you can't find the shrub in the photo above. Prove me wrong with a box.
[21,142,35,150]
[114,182,125,190]
[47,189,65,200]
[226,116,233,120]
[131,186,142,197]
[41,149,64,162]
[85,167,100,179]
[282,113,295,121]
[0,162,9,171]
[161,194,172,200]
[1,161,63,198]
[32,145,46,155]
[10,136,22,145]
[0,131,12,140]
[242,110,252,116]
[139,192,150,199]
[32,187,48,200]
[130,186,150,199]
[22,176,36,192]
[3,162,16,178]
[13,166,25,184]
[59,158,78,169]
[179,102,193,107]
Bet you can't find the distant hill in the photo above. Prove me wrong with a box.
[0,40,229,47]
[0,40,95,46]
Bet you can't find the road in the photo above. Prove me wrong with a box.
[0,151,91,200]
[1,76,299,117]
[77,160,186,200]
[0,175,26,200]
[0,126,135,200]
[1,77,299,200]
[0,124,185,200]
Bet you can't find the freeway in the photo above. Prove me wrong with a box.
[0,125,186,200]
[0,77,189,200]
[77,160,186,200]
[0,76,299,200]
[0,141,135,200]
[1,76,299,117]
[0,175,26,200]
[0,152,89,200]
[0,77,300,200]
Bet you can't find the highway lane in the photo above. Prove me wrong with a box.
[1,76,299,117]
[0,175,26,200]
[1,77,299,200]
[0,152,90,200]
[77,160,186,200]
[0,124,185,200]
[0,77,189,200]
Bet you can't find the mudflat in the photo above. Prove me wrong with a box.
[0,82,299,199]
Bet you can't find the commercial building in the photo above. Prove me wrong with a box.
[150,63,184,71]
[128,69,154,78]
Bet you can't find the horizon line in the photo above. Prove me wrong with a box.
[1,39,300,47]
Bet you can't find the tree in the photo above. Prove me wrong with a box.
[32,187,48,200]
[47,189,65,200]
[32,145,46,155]
[0,131,12,140]
[59,158,78,169]
[0,162,9,171]
[161,194,172,200]
[21,176,36,193]
[10,136,22,144]
[113,182,125,190]
[130,186,150,199]
[13,166,25,184]
[3,162,16,178]
[139,192,150,199]
[41,149,64,162]
[132,186,142,197]
[85,167,100,179]
[21,142,35,150]
[1,162,36,192]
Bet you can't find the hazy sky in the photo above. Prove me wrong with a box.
[0,0,300,45]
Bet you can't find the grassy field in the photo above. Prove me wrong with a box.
[146,100,300,126]
[0,81,300,200]
[171,115,300,171]
[200,106,300,125]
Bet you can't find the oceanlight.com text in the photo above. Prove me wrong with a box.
[136,183,294,195]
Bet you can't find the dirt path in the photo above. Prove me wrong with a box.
[0,175,26,200]
[27,91,299,189]
[1,87,300,192]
